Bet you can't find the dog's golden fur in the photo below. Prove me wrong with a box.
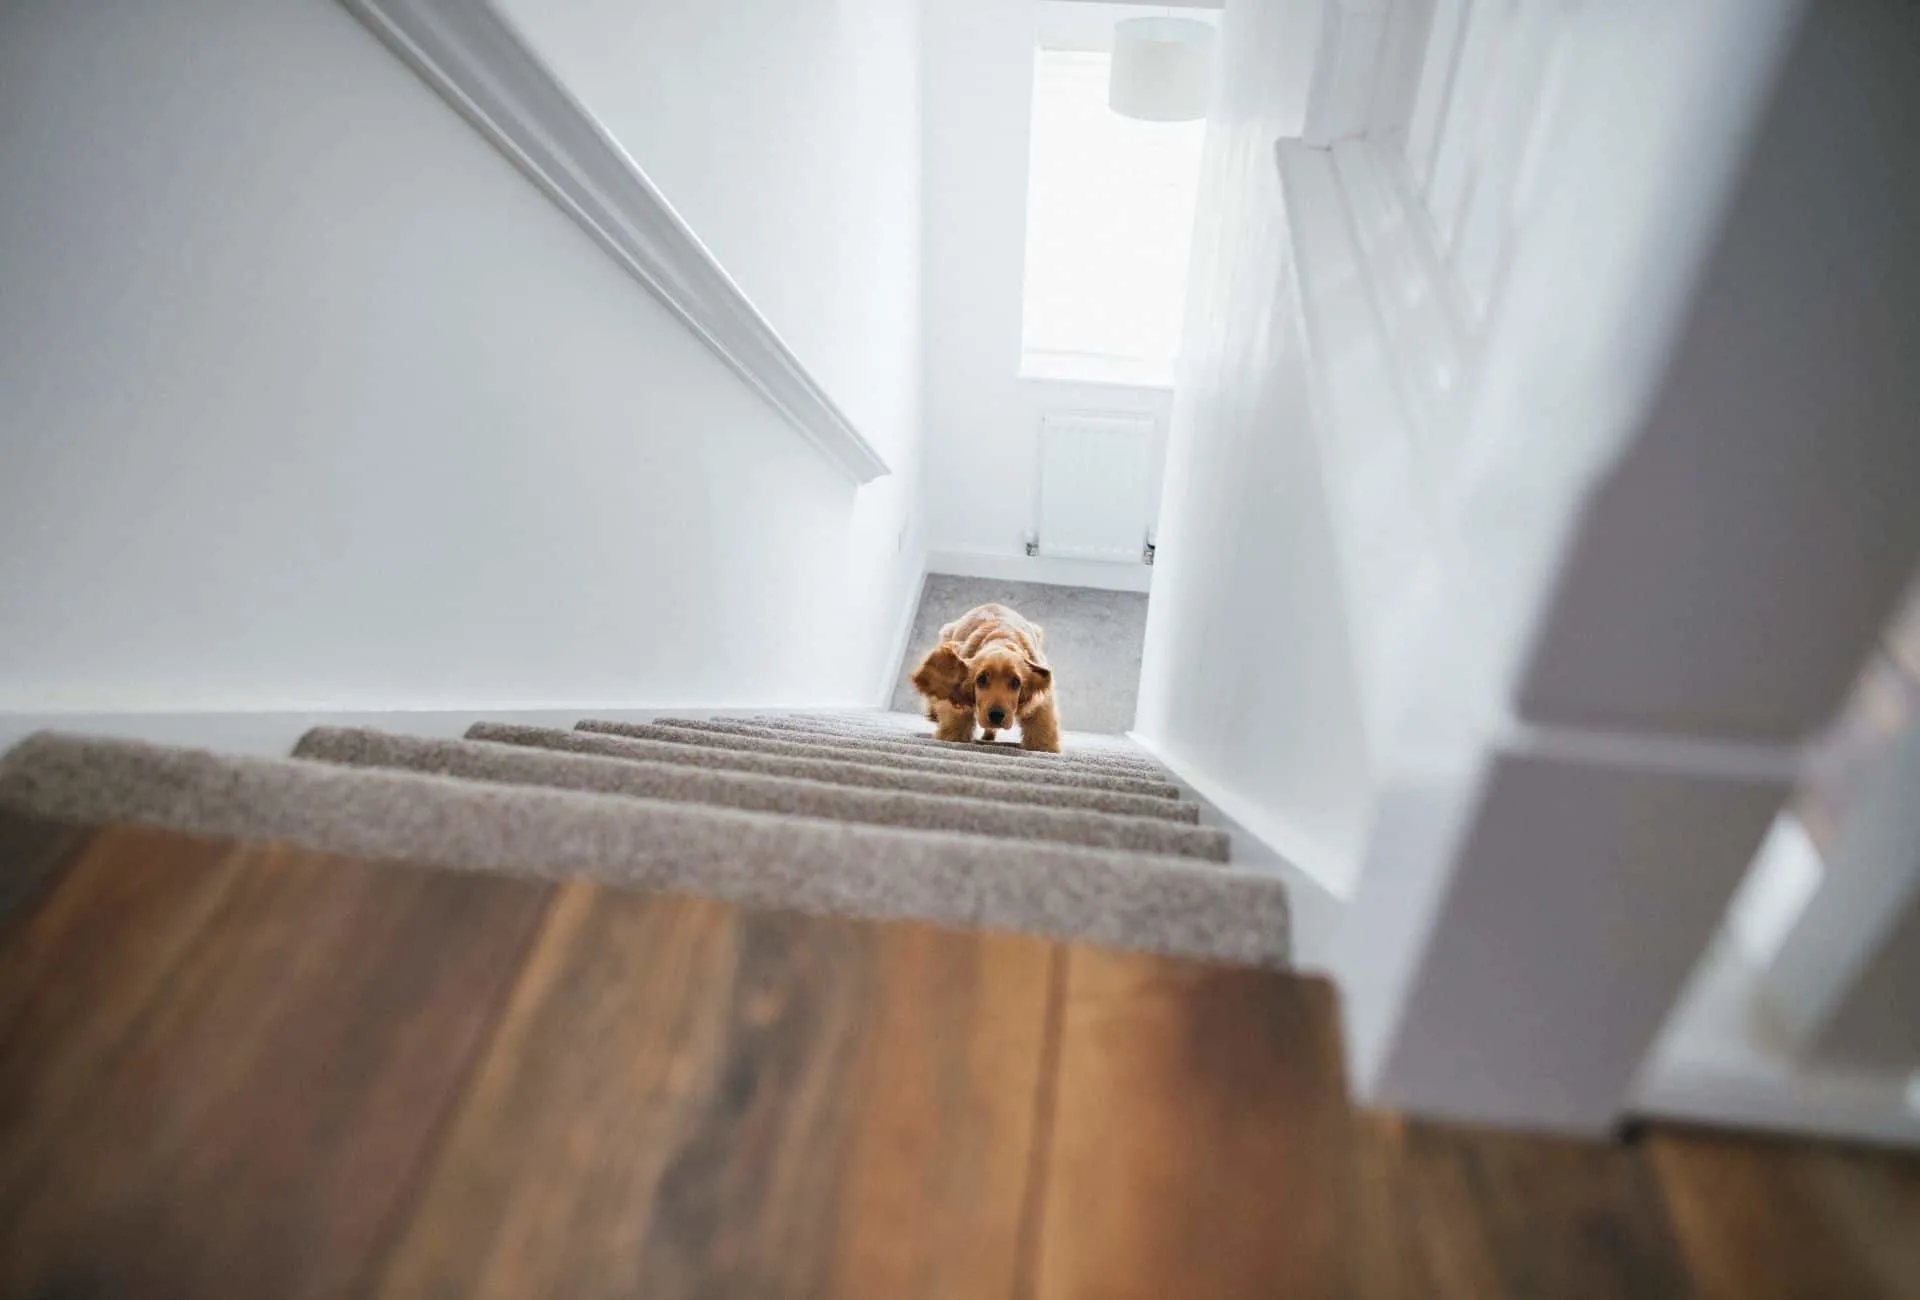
[909,603,1061,752]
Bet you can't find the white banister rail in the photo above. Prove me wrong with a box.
[339,0,891,485]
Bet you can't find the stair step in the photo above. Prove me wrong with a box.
[0,732,1288,968]
[467,724,1202,822]
[585,721,1181,799]
[748,713,1163,770]
[655,717,1156,777]
[293,728,1229,862]
[773,709,1151,755]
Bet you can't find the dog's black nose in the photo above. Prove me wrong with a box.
[988,708,1007,726]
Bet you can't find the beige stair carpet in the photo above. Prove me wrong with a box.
[746,712,1165,771]
[466,724,1202,823]
[292,728,1228,862]
[574,721,1180,799]
[0,732,1288,968]
[776,709,1148,751]
[654,717,1160,778]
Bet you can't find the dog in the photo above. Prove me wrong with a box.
[909,603,1061,752]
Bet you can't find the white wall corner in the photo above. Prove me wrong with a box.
[1127,729,1358,902]
[339,0,890,484]
[876,554,928,708]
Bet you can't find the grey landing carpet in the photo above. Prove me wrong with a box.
[889,574,1150,735]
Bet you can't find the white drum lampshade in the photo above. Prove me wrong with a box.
[1108,17,1215,122]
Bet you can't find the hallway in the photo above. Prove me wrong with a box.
[890,574,1151,735]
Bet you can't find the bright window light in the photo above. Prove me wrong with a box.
[1020,48,1207,387]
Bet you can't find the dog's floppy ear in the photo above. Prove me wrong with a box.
[1020,659,1052,706]
[913,644,973,706]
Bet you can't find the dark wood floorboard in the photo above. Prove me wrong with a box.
[0,811,91,936]
[811,906,1055,1298]
[375,883,1055,1299]
[1651,1127,1920,1300]
[4,821,1920,1299]
[1352,1113,1696,1300]
[372,883,745,1299]
[1030,946,1349,1299]
[0,826,551,1300]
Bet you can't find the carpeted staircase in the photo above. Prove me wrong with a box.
[0,710,1289,966]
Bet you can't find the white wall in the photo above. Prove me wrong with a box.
[919,0,1173,570]
[0,0,920,718]
[498,0,927,697]
[1130,0,1373,884]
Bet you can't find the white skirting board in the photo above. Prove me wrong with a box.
[926,549,1152,594]
[875,556,929,706]
[1125,729,1347,974]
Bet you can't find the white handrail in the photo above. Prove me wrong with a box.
[340,0,891,485]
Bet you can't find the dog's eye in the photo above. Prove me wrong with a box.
[976,673,989,688]
[1010,678,1021,692]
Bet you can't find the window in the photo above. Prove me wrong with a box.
[1020,48,1207,387]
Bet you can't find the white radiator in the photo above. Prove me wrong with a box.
[1035,411,1154,564]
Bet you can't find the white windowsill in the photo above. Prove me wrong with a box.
[1018,350,1175,391]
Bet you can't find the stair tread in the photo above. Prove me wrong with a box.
[468,724,1201,823]
[0,732,1287,968]
[293,728,1228,862]
[660,717,1159,776]
[752,727,1162,774]
[743,714,1164,771]
[584,721,1181,798]
[777,708,1141,745]
[756,714,1159,764]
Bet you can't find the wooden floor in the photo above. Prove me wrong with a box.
[2,817,1918,1298]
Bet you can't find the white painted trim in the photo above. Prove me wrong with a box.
[1725,813,1827,968]
[1764,720,1920,1064]
[875,558,928,707]
[1127,730,1350,973]
[1635,1064,1920,1152]
[1301,0,1392,148]
[1633,931,1920,1150]
[1340,139,1476,438]
[926,548,1153,594]
[1018,351,1175,390]
[1365,0,1441,150]
[1127,729,1358,900]
[1499,718,1806,787]
[339,0,890,485]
